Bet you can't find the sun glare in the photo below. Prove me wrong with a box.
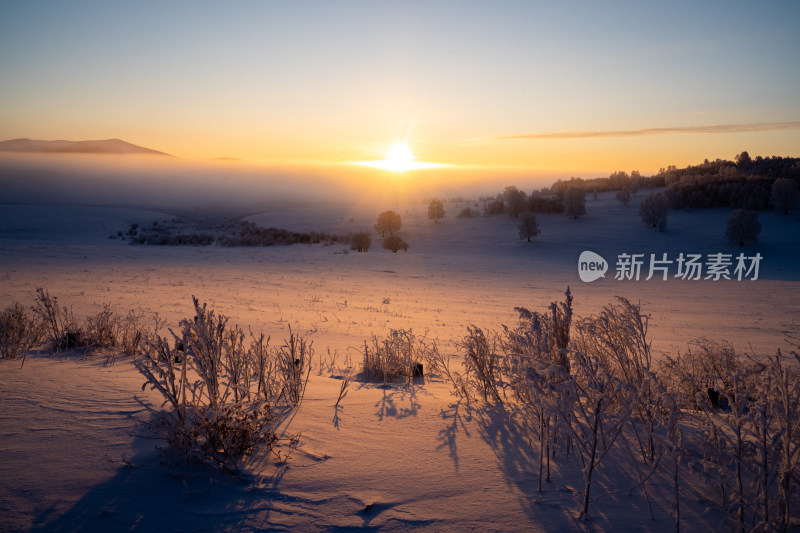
[385,142,415,169]
[356,142,446,172]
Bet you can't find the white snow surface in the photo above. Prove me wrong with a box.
[1,192,799,531]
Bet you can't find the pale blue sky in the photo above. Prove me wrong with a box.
[1,0,798,173]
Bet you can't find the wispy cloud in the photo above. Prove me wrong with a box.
[491,121,800,140]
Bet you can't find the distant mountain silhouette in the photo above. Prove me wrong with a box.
[0,138,172,156]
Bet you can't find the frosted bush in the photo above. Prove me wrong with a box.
[134,296,309,470]
[460,326,502,402]
[360,328,436,384]
[32,287,81,353]
[0,302,42,363]
[656,338,740,409]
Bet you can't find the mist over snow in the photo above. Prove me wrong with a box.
[0,153,561,213]
[0,154,350,211]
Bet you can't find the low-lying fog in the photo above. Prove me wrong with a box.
[0,153,557,213]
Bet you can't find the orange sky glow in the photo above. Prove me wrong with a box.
[1,2,798,189]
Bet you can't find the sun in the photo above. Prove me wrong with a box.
[356,142,446,172]
[384,142,416,171]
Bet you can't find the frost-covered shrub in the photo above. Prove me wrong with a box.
[82,304,121,349]
[134,297,309,470]
[0,302,41,362]
[32,287,82,353]
[665,342,800,530]
[94,308,146,364]
[657,338,740,409]
[565,341,637,518]
[360,328,436,384]
[276,328,312,405]
[574,297,652,389]
[117,310,145,358]
[361,329,414,384]
[501,288,644,517]
[572,297,661,462]
[460,326,502,402]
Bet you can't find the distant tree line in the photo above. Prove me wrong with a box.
[480,186,565,217]
[660,153,800,210]
[480,153,799,217]
[121,219,348,247]
[549,170,664,196]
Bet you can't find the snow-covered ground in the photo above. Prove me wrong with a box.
[1,192,798,531]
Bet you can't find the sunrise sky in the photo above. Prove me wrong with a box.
[1,1,798,178]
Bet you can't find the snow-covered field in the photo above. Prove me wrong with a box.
[1,192,799,531]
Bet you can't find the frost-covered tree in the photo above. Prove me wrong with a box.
[427,199,445,223]
[374,210,402,237]
[350,231,371,252]
[564,186,586,219]
[639,192,669,231]
[771,178,799,215]
[725,209,761,246]
[382,235,408,253]
[517,211,541,242]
